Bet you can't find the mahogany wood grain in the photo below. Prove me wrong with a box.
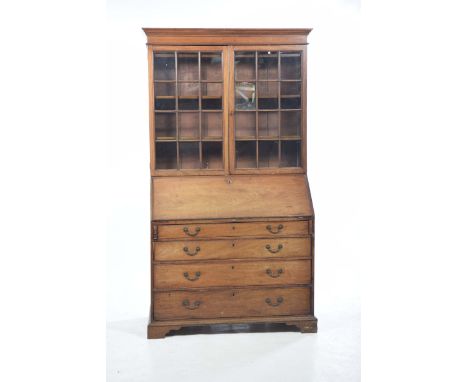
[153,259,311,289]
[143,28,312,46]
[153,237,311,261]
[154,286,310,320]
[152,175,313,221]
[145,28,315,339]
[157,220,308,240]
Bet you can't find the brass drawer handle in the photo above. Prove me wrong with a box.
[266,224,284,234]
[183,246,200,256]
[265,244,283,254]
[266,268,283,278]
[182,299,202,310]
[265,297,284,307]
[183,226,201,237]
[183,271,201,281]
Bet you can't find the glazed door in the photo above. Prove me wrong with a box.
[229,46,307,174]
[150,46,229,175]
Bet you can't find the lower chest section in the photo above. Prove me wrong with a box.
[151,219,314,321]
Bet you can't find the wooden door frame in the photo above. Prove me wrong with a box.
[227,45,307,175]
[148,45,230,176]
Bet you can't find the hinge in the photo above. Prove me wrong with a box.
[152,224,158,241]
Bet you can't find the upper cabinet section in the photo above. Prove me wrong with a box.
[144,29,311,176]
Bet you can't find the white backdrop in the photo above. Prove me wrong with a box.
[106,1,360,381]
[2,0,467,381]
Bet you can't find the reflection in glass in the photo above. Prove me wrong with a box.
[235,82,256,110]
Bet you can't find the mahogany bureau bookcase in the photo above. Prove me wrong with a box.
[143,28,317,339]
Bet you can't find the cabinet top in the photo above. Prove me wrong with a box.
[142,28,312,46]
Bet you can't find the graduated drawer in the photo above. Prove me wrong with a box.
[156,220,309,240]
[154,237,311,261]
[154,286,311,320]
[153,259,311,289]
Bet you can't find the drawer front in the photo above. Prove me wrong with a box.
[154,287,311,320]
[156,220,309,240]
[154,259,311,289]
[154,237,311,261]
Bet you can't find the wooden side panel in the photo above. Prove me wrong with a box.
[153,259,311,289]
[154,237,311,261]
[152,174,313,220]
[157,220,308,239]
[154,287,310,320]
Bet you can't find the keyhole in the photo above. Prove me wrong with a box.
[231,265,235,270]
[232,242,235,247]
[232,292,235,297]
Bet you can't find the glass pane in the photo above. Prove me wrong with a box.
[202,112,222,139]
[280,140,301,167]
[280,81,301,109]
[179,112,199,139]
[178,82,199,110]
[201,83,222,110]
[202,142,223,169]
[258,51,278,80]
[154,82,175,110]
[201,53,222,81]
[236,141,256,168]
[155,142,177,169]
[155,82,175,97]
[177,53,198,81]
[235,112,256,138]
[154,52,175,80]
[155,98,175,111]
[258,81,278,109]
[235,52,255,81]
[281,111,301,137]
[258,111,279,137]
[179,142,200,169]
[280,52,301,80]
[235,82,256,110]
[155,112,176,139]
[259,140,279,168]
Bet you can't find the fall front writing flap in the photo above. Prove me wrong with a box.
[152,174,313,221]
